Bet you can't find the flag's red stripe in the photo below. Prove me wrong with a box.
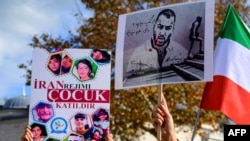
[200,75,250,124]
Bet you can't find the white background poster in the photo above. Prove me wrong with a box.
[29,48,111,141]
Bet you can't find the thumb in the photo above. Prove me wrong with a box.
[161,94,167,107]
[161,94,171,116]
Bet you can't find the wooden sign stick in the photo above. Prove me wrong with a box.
[157,84,163,141]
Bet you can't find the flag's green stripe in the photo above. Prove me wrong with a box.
[219,5,250,50]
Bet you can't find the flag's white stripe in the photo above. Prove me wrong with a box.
[214,38,250,93]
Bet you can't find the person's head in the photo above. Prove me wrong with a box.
[91,129,102,140]
[62,55,73,69]
[68,133,83,141]
[91,49,110,63]
[48,54,62,74]
[74,113,87,129]
[76,59,93,81]
[31,123,47,139]
[31,125,42,139]
[153,9,176,47]
[196,16,202,22]
[35,102,53,122]
[97,109,109,121]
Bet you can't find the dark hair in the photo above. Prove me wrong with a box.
[93,109,109,121]
[31,123,47,136]
[50,54,62,62]
[91,128,103,140]
[48,54,62,75]
[155,9,176,24]
[46,138,60,141]
[75,113,87,119]
[69,133,83,139]
[69,133,82,136]
[36,102,52,110]
[97,109,109,117]
[91,49,111,63]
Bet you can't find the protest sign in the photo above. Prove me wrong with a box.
[29,48,111,141]
[115,0,214,89]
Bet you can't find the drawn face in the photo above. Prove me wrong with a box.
[62,56,73,69]
[48,57,60,72]
[77,62,91,80]
[68,135,82,141]
[32,126,42,138]
[153,15,175,47]
[74,118,86,129]
[36,105,53,122]
[92,51,103,60]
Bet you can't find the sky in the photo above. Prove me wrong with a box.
[0,0,93,99]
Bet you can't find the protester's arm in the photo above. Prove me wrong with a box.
[21,126,33,141]
[152,95,178,141]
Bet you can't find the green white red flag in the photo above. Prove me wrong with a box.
[200,5,250,124]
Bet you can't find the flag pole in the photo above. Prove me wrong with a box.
[191,107,201,141]
[157,84,163,141]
